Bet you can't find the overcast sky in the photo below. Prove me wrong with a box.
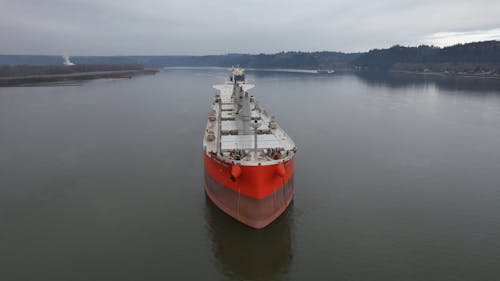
[1,0,500,55]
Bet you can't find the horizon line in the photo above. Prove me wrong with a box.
[0,40,497,57]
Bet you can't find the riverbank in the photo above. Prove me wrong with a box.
[0,65,158,87]
[389,69,500,80]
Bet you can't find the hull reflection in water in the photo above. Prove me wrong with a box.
[204,195,294,281]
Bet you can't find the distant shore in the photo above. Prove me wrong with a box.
[389,69,500,80]
[0,65,158,87]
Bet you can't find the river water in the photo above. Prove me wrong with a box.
[1,69,499,281]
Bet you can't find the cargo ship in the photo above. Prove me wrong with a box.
[203,68,296,229]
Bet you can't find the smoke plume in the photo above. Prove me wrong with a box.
[63,55,75,66]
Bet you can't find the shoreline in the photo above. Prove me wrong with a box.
[389,69,500,80]
[0,69,158,87]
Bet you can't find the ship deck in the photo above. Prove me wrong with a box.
[203,82,295,166]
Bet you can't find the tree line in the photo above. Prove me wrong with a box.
[1,41,499,72]
[353,41,500,70]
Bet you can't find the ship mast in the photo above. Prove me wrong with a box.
[239,90,252,135]
[231,69,252,135]
[217,96,222,155]
[250,119,261,161]
[230,67,261,160]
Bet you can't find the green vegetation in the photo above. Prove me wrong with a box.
[0,52,360,70]
[353,41,500,77]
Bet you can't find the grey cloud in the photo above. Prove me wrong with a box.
[1,0,500,55]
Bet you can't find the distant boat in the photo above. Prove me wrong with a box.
[317,69,335,74]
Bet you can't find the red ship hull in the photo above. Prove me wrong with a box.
[204,154,294,229]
